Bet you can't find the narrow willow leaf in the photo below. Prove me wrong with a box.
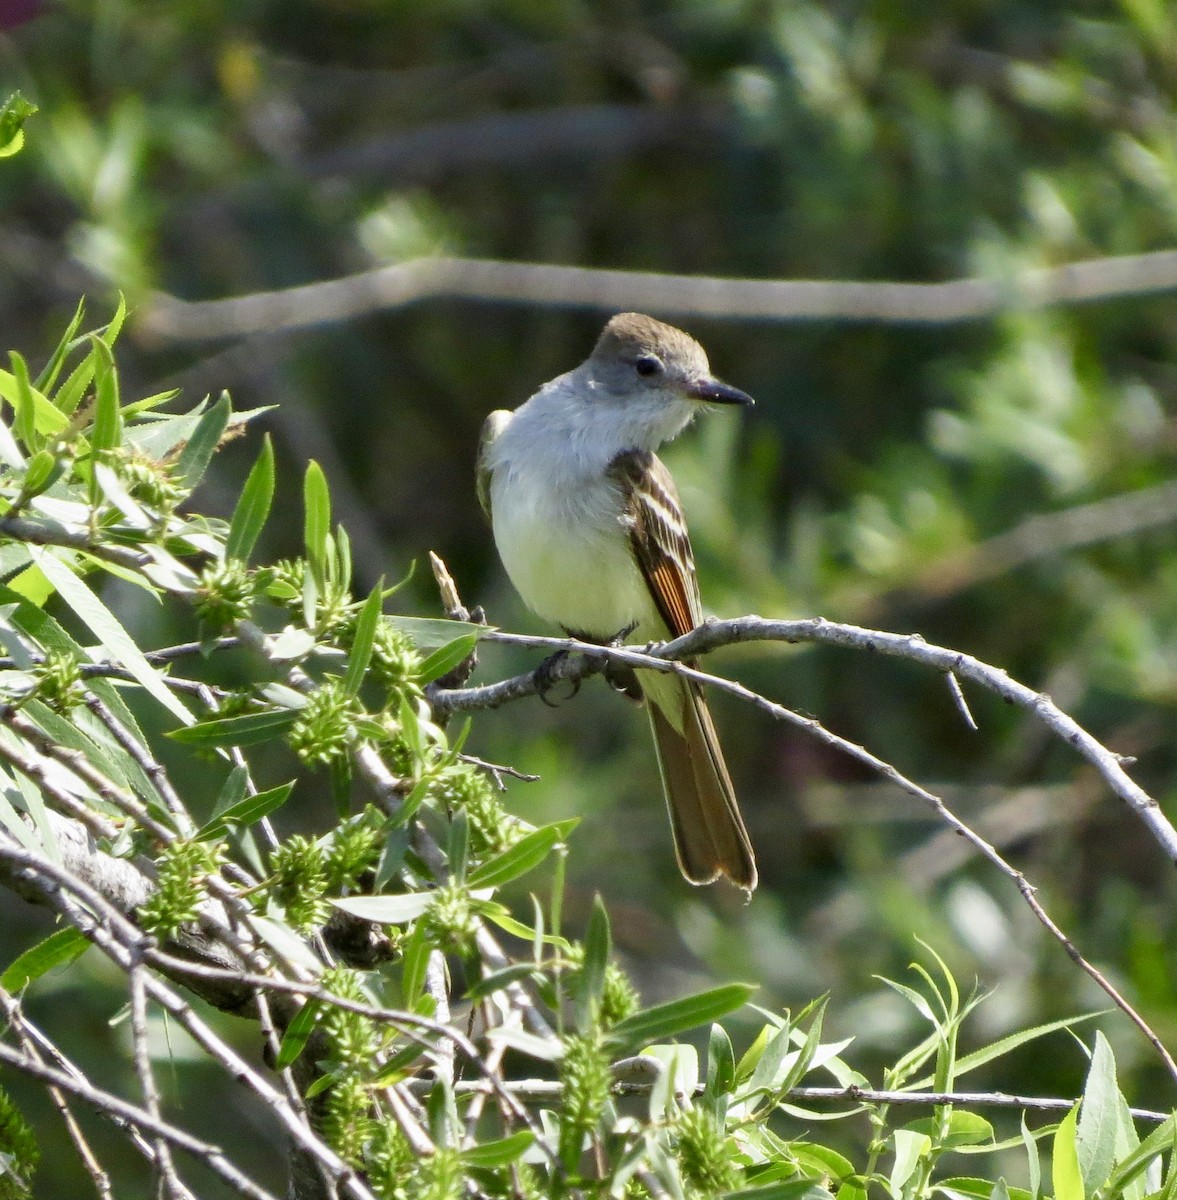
[1053,1104,1085,1200]
[21,449,60,497]
[225,434,275,563]
[175,391,231,491]
[461,1130,536,1169]
[418,633,479,685]
[576,893,610,1029]
[344,579,384,695]
[463,963,540,1004]
[303,461,330,581]
[386,615,491,649]
[197,782,295,841]
[169,709,297,747]
[1023,1114,1042,1200]
[275,998,322,1069]
[1,928,89,991]
[400,919,431,1007]
[331,892,433,924]
[465,818,579,890]
[609,983,756,1050]
[29,547,192,725]
[916,1011,1103,1088]
[35,297,86,395]
[53,341,96,417]
[88,336,121,452]
[1077,1032,1119,1195]
[706,1023,736,1101]
[9,351,38,449]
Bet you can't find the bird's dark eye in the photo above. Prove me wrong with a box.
[634,355,663,378]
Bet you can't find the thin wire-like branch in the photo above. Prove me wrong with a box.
[137,248,1177,343]
[433,619,1177,867]
[0,1040,282,1200]
[0,989,119,1200]
[0,838,380,1200]
[129,967,191,1200]
[407,1077,1170,1124]
[432,625,1177,1083]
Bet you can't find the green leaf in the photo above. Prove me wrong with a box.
[575,894,610,1029]
[891,1129,931,1193]
[225,434,275,563]
[88,336,122,453]
[275,998,322,1070]
[175,391,231,491]
[29,547,193,725]
[726,1183,835,1200]
[386,615,492,649]
[197,782,295,841]
[937,1179,1033,1200]
[331,892,434,924]
[1022,1114,1042,1200]
[461,1130,535,1169]
[706,1022,736,1104]
[463,963,540,1004]
[169,708,296,747]
[925,1012,1103,1088]
[400,919,431,1007]
[21,449,61,498]
[465,818,579,890]
[1,929,89,991]
[35,298,86,396]
[0,92,36,158]
[609,983,755,1050]
[418,633,479,685]
[1052,1104,1085,1200]
[1076,1032,1119,1195]
[905,1111,994,1148]
[303,461,331,582]
[790,1143,853,1183]
[9,352,37,450]
[344,580,384,695]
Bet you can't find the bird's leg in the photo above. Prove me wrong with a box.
[533,648,578,706]
[601,622,642,702]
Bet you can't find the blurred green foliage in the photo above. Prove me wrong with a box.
[5,0,1177,1187]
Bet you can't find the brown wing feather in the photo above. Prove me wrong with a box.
[607,450,701,638]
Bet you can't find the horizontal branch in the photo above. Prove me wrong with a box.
[402,1077,1171,1124]
[0,1040,281,1200]
[436,616,1177,869]
[138,248,1177,343]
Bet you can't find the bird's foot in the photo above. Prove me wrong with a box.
[533,649,580,706]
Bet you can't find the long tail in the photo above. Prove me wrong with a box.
[644,673,757,892]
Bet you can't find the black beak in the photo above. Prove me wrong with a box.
[686,377,755,407]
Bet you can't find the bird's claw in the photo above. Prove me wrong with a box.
[534,649,580,706]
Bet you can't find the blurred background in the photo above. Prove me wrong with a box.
[5,0,1177,1191]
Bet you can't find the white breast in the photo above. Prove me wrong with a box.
[489,462,659,641]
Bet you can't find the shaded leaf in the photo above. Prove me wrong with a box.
[1,929,89,992]
[465,818,579,890]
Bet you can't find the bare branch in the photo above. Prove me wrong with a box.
[138,249,1177,343]
[410,1076,1171,1124]
[0,1040,282,1200]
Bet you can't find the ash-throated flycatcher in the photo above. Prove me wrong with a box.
[477,313,757,892]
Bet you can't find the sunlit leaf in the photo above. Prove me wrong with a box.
[225,434,275,563]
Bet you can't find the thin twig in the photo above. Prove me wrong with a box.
[406,1077,1171,1124]
[0,1040,282,1200]
[434,625,1177,1082]
[0,989,118,1200]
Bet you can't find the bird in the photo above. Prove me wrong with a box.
[477,312,757,892]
